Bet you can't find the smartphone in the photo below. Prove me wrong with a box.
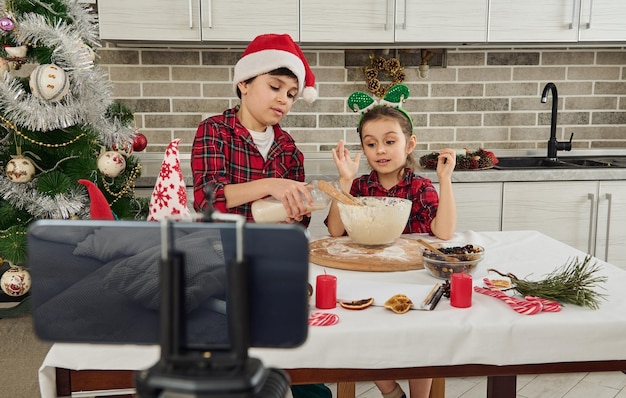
[27,219,309,350]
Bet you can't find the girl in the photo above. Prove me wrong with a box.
[325,92,457,398]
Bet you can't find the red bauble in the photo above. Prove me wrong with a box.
[133,133,148,152]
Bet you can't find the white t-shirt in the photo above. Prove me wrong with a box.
[249,125,274,161]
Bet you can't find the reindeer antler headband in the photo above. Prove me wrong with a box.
[347,84,414,133]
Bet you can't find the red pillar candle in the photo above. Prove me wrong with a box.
[315,273,337,309]
[450,272,473,308]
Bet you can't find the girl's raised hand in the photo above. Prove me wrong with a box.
[331,139,361,181]
[436,148,456,180]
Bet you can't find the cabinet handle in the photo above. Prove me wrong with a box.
[384,0,392,30]
[587,193,595,254]
[206,0,212,29]
[585,0,594,29]
[568,0,577,29]
[400,0,407,30]
[603,193,612,260]
[188,0,194,29]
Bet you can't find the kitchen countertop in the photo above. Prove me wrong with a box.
[134,149,626,188]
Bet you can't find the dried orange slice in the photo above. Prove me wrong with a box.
[339,297,374,310]
[384,294,413,314]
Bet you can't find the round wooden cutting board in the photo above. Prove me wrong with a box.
[309,236,424,272]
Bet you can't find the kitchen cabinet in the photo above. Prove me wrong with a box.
[98,0,298,42]
[433,182,502,232]
[500,180,626,269]
[394,0,488,43]
[501,181,597,253]
[595,181,626,270]
[200,1,299,42]
[99,0,486,44]
[577,0,626,42]
[488,0,626,43]
[301,0,488,43]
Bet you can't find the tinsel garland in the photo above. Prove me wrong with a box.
[0,2,134,146]
[0,174,88,219]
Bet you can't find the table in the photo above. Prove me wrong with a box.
[39,231,626,397]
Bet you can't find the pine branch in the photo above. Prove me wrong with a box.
[488,255,607,309]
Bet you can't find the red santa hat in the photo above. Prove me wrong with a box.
[148,139,191,221]
[233,33,317,103]
[78,179,115,220]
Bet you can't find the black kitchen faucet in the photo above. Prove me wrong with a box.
[541,82,573,160]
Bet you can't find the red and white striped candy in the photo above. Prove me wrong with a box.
[525,296,562,312]
[308,312,339,326]
[482,278,562,312]
[474,279,543,315]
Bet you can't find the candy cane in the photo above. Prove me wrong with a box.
[525,296,562,312]
[482,278,562,312]
[308,312,339,326]
[474,279,543,315]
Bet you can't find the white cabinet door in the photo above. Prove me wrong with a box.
[434,182,502,232]
[578,0,626,41]
[201,1,299,42]
[300,0,394,43]
[502,181,597,253]
[395,0,488,43]
[488,0,579,42]
[99,0,202,41]
[595,181,626,270]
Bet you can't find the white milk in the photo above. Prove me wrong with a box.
[252,182,331,223]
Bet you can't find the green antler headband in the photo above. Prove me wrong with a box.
[347,84,414,132]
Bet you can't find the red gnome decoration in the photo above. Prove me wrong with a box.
[78,179,115,220]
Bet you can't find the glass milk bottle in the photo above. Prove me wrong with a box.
[251,180,331,223]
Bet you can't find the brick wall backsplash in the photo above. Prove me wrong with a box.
[97,44,626,158]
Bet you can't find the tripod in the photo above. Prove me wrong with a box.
[134,213,291,398]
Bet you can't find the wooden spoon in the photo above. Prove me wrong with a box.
[317,180,363,206]
[415,238,459,262]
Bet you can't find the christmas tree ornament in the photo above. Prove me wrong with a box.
[148,139,191,221]
[1,266,31,297]
[132,132,148,152]
[78,179,115,220]
[112,140,134,157]
[5,155,36,183]
[3,45,26,58]
[0,17,14,32]
[30,64,71,102]
[97,150,126,178]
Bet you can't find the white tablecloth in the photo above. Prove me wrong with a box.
[39,230,626,397]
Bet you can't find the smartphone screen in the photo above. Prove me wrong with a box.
[27,220,309,350]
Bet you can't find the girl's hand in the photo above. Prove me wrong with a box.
[436,148,456,180]
[332,139,361,182]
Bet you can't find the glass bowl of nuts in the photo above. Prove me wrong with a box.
[420,243,484,279]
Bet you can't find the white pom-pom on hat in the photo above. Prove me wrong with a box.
[233,33,317,103]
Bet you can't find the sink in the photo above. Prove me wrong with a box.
[494,157,573,169]
[494,156,626,170]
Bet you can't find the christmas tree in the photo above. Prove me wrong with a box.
[0,0,148,315]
